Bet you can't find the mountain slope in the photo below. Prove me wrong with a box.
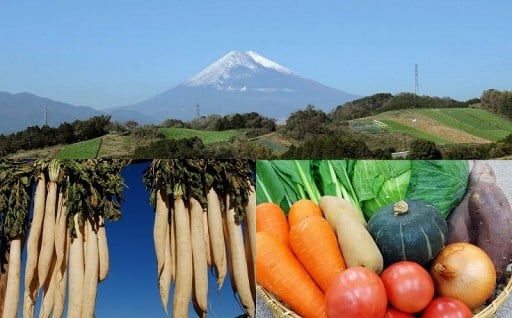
[0,91,104,134]
[115,51,358,122]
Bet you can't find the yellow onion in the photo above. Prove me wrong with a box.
[430,242,496,309]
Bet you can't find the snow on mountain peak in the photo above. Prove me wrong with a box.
[186,50,295,87]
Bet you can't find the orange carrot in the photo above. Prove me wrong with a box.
[289,215,346,293]
[255,203,289,248]
[287,199,323,229]
[256,232,327,318]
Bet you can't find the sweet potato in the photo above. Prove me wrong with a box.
[468,182,512,280]
[447,161,496,244]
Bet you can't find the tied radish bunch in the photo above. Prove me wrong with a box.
[143,159,256,318]
[0,159,126,318]
[0,160,34,318]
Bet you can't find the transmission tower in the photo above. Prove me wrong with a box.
[44,106,48,126]
[196,104,200,119]
[414,64,419,96]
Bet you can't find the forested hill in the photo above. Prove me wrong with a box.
[330,90,512,121]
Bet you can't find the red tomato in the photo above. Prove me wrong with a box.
[421,297,472,318]
[380,261,434,313]
[384,306,415,318]
[325,266,387,318]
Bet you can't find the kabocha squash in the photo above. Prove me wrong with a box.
[367,199,447,267]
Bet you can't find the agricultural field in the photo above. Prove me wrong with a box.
[55,137,102,159]
[159,127,241,144]
[352,108,512,145]
[250,132,291,154]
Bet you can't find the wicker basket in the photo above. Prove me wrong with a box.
[258,273,512,318]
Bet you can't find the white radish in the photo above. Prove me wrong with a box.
[170,208,176,283]
[2,237,22,318]
[38,162,60,289]
[203,209,212,267]
[82,218,99,318]
[190,197,208,313]
[53,226,69,318]
[23,172,46,318]
[207,188,227,289]
[97,215,109,282]
[154,188,169,278]
[67,214,84,318]
[158,217,171,314]
[225,198,255,318]
[244,185,256,301]
[172,196,193,318]
[38,252,57,318]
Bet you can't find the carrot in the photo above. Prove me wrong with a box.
[2,237,22,318]
[289,214,346,292]
[38,251,57,318]
[154,188,169,278]
[256,232,327,318]
[97,215,109,282]
[190,197,208,313]
[23,172,46,318]
[207,188,227,289]
[225,198,255,317]
[172,196,193,318]
[288,199,323,229]
[158,217,171,314]
[82,219,99,318]
[256,202,290,248]
[67,214,84,318]
[38,161,60,289]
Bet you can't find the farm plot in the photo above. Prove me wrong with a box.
[380,120,451,144]
[55,137,102,159]
[159,128,241,144]
[419,108,512,142]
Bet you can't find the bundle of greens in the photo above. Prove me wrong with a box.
[256,160,469,220]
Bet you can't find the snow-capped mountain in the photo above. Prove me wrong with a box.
[112,51,358,122]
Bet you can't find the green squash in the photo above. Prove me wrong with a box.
[367,199,447,267]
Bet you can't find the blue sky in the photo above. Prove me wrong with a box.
[19,162,247,318]
[1,0,511,109]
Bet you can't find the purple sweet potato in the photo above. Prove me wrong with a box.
[468,182,512,280]
[447,161,496,244]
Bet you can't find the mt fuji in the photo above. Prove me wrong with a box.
[112,51,358,122]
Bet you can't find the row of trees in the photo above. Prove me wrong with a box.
[161,112,277,137]
[481,89,512,118]
[0,115,111,156]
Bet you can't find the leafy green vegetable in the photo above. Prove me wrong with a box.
[312,160,364,219]
[255,161,294,213]
[406,160,469,218]
[256,159,469,221]
[350,160,469,220]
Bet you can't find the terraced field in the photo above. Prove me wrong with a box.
[159,128,241,144]
[353,108,512,145]
[55,137,102,159]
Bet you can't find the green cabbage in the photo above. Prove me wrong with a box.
[352,160,469,220]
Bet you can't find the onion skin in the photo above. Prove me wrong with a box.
[430,242,496,309]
